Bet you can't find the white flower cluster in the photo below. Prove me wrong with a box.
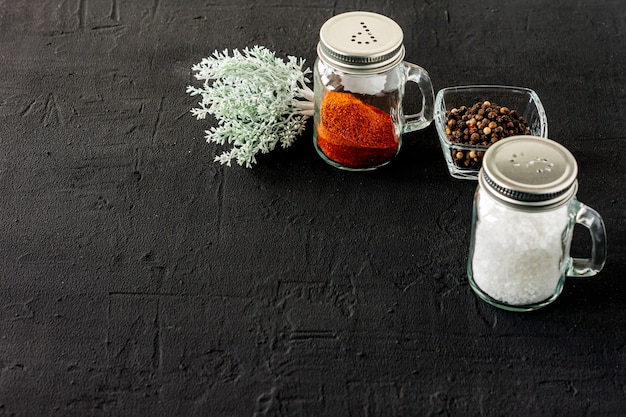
[187,46,313,168]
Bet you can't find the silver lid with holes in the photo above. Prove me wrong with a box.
[318,11,405,73]
[479,136,579,208]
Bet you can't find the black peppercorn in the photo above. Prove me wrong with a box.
[445,100,532,170]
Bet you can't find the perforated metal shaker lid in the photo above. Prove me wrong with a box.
[479,136,579,208]
[318,11,405,73]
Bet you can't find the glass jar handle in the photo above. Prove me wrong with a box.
[402,62,434,133]
[568,201,607,277]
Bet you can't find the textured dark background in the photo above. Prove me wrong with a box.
[1,0,625,415]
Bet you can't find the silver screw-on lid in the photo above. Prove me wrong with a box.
[318,11,405,73]
[479,136,579,208]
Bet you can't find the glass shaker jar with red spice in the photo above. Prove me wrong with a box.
[314,11,435,171]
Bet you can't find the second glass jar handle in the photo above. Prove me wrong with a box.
[568,201,608,277]
[402,62,434,133]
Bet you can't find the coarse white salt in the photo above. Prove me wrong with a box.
[471,191,571,306]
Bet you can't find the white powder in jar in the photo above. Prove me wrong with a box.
[471,190,571,306]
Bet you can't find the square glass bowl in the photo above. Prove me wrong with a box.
[434,85,548,180]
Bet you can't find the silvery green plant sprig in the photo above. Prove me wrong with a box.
[187,46,314,168]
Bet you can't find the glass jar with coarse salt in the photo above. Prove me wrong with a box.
[468,136,607,312]
[314,11,434,171]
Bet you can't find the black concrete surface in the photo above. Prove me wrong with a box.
[1,0,625,415]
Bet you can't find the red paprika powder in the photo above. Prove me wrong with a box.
[316,91,398,168]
